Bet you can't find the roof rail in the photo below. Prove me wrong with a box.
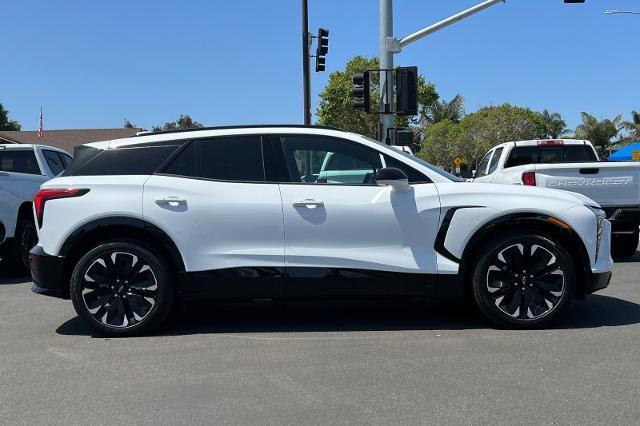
[135,124,341,137]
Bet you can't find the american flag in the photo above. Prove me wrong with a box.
[37,107,44,139]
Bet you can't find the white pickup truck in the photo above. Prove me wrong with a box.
[0,144,72,271]
[473,139,640,257]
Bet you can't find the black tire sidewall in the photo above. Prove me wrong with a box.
[70,241,174,337]
[18,220,37,268]
[472,232,575,328]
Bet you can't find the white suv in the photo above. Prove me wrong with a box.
[30,126,613,336]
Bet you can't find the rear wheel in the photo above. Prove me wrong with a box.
[471,232,575,328]
[4,218,37,274]
[611,228,639,258]
[70,242,174,336]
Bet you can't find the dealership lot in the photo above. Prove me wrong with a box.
[0,249,638,425]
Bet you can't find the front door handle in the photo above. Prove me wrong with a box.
[292,199,325,208]
[155,196,187,207]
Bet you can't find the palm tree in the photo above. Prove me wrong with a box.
[575,112,622,157]
[425,95,465,125]
[541,109,570,139]
[622,110,640,142]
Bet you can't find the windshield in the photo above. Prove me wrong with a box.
[359,135,462,182]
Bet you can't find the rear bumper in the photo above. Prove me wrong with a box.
[29,245,68,299]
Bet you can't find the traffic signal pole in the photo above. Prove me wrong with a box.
[302,0,311,125]
[379,0,395,144]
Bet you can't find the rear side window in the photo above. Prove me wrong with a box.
[42,150,66,175]
[488,147,504,174]
[0,150,41,174]
[162,136,265,182]
[66,145,179,176]
[505,145,598,168]
[474,151,492,178]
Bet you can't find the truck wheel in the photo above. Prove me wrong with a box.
[471,231,575,328]
[611,228,639,258]
[5,218,38,274]
[70,241,174,337]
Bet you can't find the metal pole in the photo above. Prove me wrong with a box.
[399,0,505,48]
[380,0,394,144]
[302,0,311,125]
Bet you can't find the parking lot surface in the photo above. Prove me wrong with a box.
[1,249,639,425]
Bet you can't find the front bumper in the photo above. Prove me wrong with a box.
[29,245,68,299]
[585,271,612,295]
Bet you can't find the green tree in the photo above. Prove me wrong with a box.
[153,114,204,131]
[541,109,569,139]
[123,118,136,129]
[425,94,464,125]
[622,110,640,142]
[457,104,548,166]
[417,119,461,167]
[575,112,622,156]
[316,56,439,139]
[0,103,21,131]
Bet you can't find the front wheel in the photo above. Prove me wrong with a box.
[70,242,174,336]
[471,232,575,328]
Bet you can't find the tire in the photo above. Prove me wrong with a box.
[5,218,38,274]
[471,231,575,328]
[611,228,639,258]
[70,241,174,337]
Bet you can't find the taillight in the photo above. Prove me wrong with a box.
[522,172,537,186]
[33,188,89,228]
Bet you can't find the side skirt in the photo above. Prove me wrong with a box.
[178,267,464,302]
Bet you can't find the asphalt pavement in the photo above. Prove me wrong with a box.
[1,249,639,425]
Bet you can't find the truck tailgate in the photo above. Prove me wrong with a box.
[533,162,640,207]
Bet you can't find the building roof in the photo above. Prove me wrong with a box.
[0,128,142,154]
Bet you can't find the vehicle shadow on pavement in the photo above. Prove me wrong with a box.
[613,250,640,263]
[56,295,640,337]
[0,271,30,285]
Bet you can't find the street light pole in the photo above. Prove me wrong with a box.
[302,0,312,125]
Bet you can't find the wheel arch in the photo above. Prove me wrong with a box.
[59,217,185,289]
[458,213,592,300]
[17,202,34,224]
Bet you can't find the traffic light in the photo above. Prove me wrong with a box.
[315,28,329,72]
[395,66,418,116]
[352,72,371,112]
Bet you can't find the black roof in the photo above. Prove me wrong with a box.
[135,124,340,137]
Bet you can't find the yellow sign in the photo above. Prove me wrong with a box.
[632,150,640,161]
[454,157,462,166]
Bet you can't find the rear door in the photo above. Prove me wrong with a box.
[271,134,441,298]
[142,135,285,299]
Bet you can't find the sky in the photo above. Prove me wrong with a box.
[2,0,638,132]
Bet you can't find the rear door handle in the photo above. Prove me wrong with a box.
[292,199,325,208]
[155,196,187,207]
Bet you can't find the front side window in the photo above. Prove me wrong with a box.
[162,136,265,182]
[278,136,382,185]
[475,150,493,178]
[0,150,41,175]
[43,150,66,175]
[383,155,430,183]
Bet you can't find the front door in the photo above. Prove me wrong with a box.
[272,134,441,298]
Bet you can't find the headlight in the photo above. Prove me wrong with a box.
[586,205,606,258]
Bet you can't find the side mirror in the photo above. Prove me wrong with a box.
[376,167,410,192]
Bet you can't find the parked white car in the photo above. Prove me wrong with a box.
[0,144,72,270]
[473,139,640,257]
[29,126,612,336]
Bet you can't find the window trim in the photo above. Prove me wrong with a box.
[269,134,432,186]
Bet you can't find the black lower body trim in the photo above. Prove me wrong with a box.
[29,246,68,299]
[585,271,612,295]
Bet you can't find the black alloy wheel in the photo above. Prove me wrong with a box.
[70,242,173,336]
[20,221,38,268]
[472,232,575,328]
